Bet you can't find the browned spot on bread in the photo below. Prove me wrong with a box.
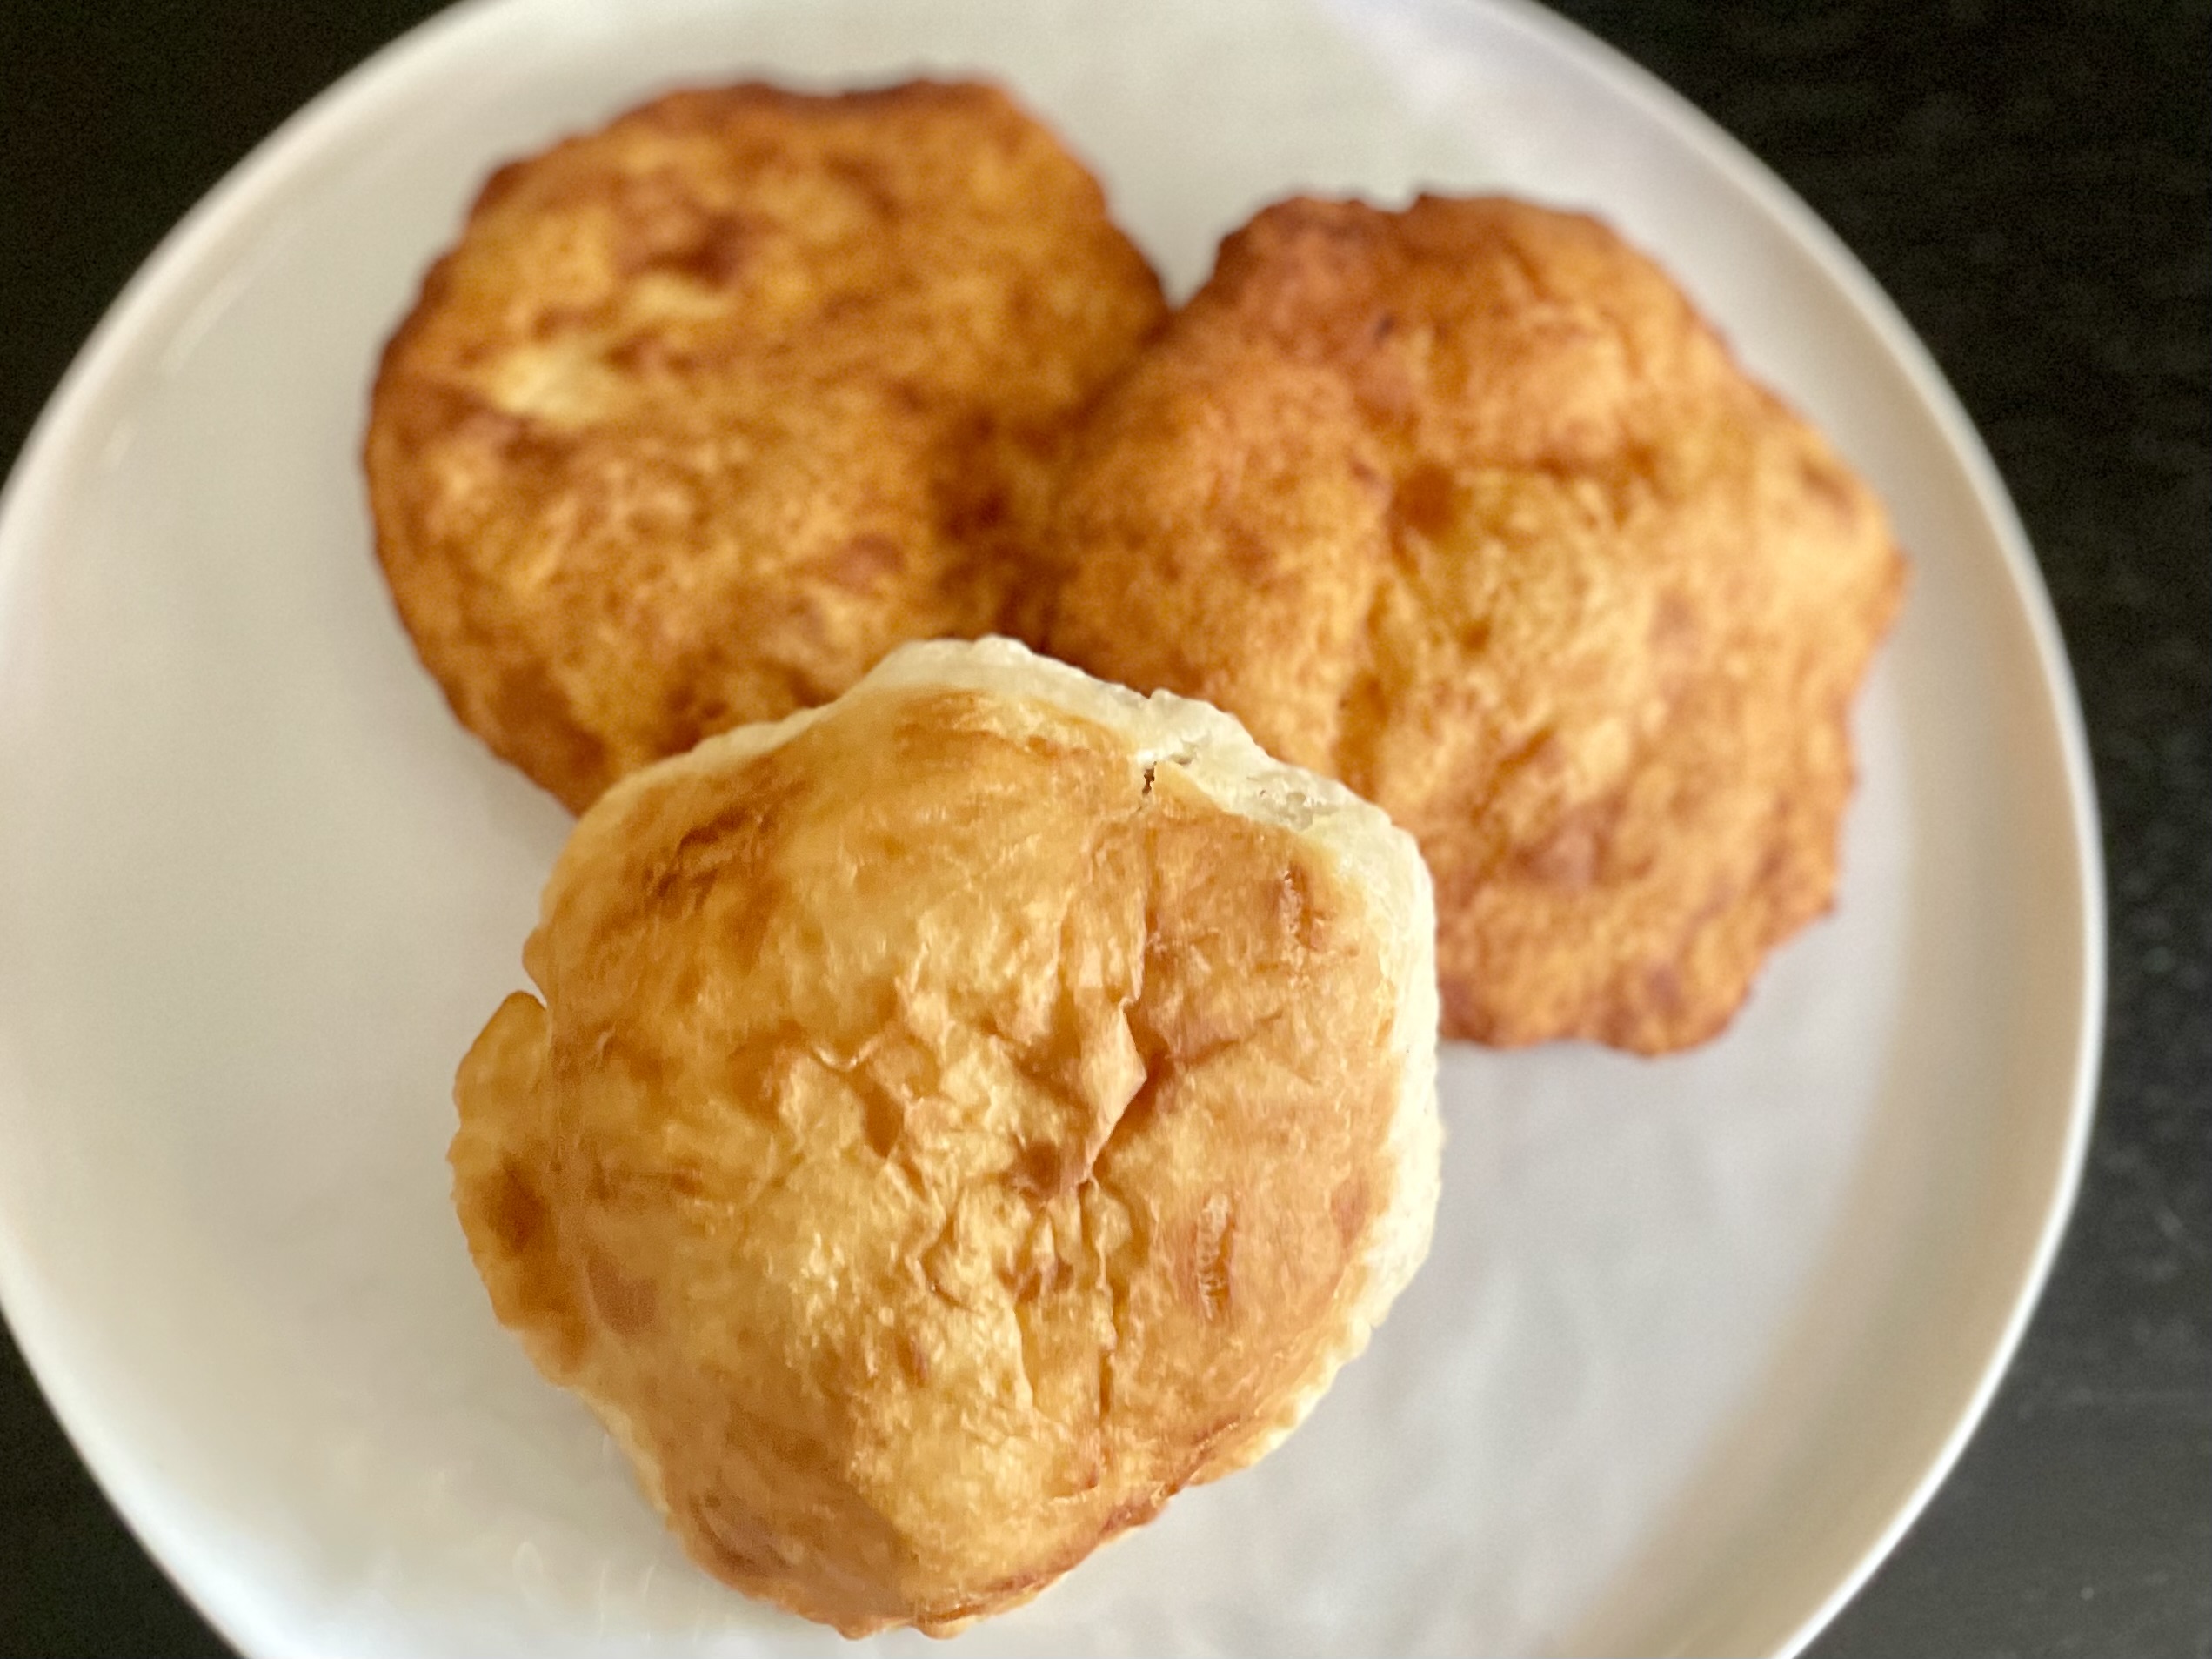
[1330,1173,1369,1246]
[821,533,907,592]
[1393,460,1457,540]
[486,1160,548,1254]
[585,1242,658,1335]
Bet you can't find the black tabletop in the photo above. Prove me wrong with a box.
[2,3,2205,1655]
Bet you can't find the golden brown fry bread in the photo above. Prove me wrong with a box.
[449,639,1441,1636]
[1040,196,1905,1053]
[367,83,1166,810]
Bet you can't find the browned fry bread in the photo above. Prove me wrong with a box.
[449,639,1440,1635]
[1039,196,1905,1053]
[368,82,1166,810]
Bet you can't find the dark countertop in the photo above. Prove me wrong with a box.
[1,3,2204,1654]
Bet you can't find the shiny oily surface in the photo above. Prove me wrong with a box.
[452,658,1435,1634]
[1044,195,1903,1053]
[368,80,1166,810]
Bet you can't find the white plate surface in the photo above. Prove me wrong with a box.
[0,1,2101,1655]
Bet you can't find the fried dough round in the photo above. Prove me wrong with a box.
[368,83,1166,811]
[1040,196,1906,1053]
[449,639,1440,1635]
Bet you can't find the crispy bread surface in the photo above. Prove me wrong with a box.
[1043,196,1905,1050]
[370,83,1166,809]
[451,640,1440,1634]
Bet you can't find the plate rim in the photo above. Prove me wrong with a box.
[0,1,2105,1655]
[1464,2,2104,1649]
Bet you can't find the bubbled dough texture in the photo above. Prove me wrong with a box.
[366,83,1166,810]
[449,641,1440,1636]
[1042,197,1907,1052]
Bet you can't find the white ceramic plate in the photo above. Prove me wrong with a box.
[0,1,2102,1655]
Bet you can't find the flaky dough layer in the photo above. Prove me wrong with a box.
[368,82,1166,810]
[1041,195,1906,1052]
[450,639,1440,1635]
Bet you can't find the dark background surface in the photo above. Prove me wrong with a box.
[1,2,2205,1654]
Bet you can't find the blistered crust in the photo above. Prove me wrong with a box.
[367,81,1166,810]
[1040,195,1906,1051]
[450,639,1440,1635]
